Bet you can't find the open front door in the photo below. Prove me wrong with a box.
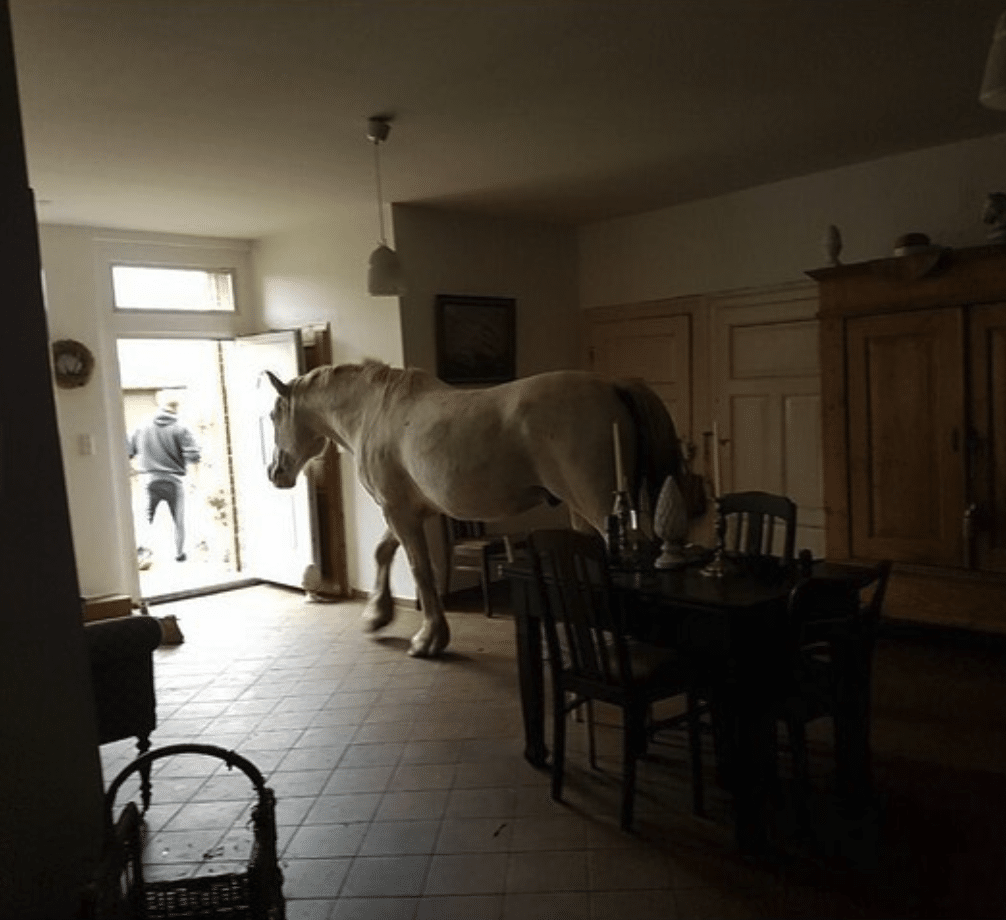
[224,330,318,587]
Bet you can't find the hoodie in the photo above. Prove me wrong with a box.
[129,410,201,481]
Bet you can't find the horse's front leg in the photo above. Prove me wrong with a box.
[362,528,400,632]
[389,515,450,658]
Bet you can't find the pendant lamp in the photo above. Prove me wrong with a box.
[366,116,406,296]
[981,11,1006,110]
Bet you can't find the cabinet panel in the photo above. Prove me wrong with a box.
[970,303,1006,573]
[846,309,965,566]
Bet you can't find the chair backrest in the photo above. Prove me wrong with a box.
[717,490,797,564]
[444,517,488,544]
[527,528,632,692]
[786,559,893,671]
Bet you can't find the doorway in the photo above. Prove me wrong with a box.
[119,338,242,599]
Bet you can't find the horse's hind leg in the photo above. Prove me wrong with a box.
[362,528,399,632]
[390,514,450,658]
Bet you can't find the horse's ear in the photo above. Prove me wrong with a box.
[265,370,292,399]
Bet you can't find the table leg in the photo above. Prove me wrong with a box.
[713,680,773,856]
[510,577,548,768]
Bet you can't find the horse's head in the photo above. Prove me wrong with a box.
[265,370,327,489]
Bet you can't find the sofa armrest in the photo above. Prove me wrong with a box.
[84,615,162,664]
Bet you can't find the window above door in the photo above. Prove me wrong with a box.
[111,265,235,313]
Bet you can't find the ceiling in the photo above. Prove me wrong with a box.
[9,1,1006,239]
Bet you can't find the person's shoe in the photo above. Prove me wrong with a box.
[137,547,153,571]
[175,553,187,562]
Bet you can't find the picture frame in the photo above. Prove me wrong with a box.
[435,294,516,385]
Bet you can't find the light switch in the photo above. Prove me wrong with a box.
[78,433,95,456]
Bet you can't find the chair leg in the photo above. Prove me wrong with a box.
[480,551,493,617]
[586,699,597,769]
[137,735,152,813]
[686,692,705,817]
[621,707,644,831]
[551,695,567,803]
[443,553,454,600]
[787,717,812,836]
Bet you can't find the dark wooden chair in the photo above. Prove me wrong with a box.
[83,614,162,810]
[778,559,893,821]
[717,490,798,566]
[527,528,704,830]
[441,517,509,617]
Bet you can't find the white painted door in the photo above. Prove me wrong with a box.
[588,313,693,441]
[223,330,318,587]
[710,284,824,556]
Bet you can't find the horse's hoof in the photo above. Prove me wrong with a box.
[408,640,431,658]
[361,604,394,633]
[429,636,450,657]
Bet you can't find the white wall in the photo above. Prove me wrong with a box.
[394,204,580,377]
[579,131,1006,305]
[39,226,254,599]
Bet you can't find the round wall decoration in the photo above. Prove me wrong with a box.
[51,338,95,389]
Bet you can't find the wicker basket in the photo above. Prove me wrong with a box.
[88,743,285,920]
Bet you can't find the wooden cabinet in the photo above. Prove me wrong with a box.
[810,246,1006,633]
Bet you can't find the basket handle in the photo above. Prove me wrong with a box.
[105,743,271,823]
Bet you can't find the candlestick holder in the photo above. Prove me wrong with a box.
[607,489,634,567]
[700,499,735,578]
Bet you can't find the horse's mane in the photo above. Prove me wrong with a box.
[297,360,438,403]
[357,359,433,399]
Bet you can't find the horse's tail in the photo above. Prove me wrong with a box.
[614,379,683,515]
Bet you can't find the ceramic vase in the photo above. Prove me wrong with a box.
[653,475,688,569]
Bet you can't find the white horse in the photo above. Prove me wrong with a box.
[265,360,683,657]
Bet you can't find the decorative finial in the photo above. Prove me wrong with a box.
[823,224,843,266]
[983,192,1006,244]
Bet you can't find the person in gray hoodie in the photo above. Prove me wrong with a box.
[129,390,201,564]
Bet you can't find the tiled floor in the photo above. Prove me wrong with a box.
[100,583,1006,919]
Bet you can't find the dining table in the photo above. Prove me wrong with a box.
[503,551,877,854]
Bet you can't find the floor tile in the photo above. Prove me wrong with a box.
[358,820,441,856]
[435,817,513,854]
[424,853,508,896]
[305,794,383,825]
[505,850,589,892]
[286,823,368,859]
[376,790,450,822]
[588,848,673,891]
[278,746,348,773]
[322,765,396,794]
[330,897,419,920]
[501,891,591,920]
[341,854,431,897]
[414,894,504,920]
[339,742,406,768]
[161,799,247,831]
[285,899,338,920]
[591,889,679,919]
[445,787,518,819]
[280,857,352,900]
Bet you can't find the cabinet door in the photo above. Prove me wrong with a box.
[846,308,965,565]
[588,314,692,441]
[970,303,1006,573]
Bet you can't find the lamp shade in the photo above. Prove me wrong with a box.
[367,244,406,296]
[981,11,1006,110]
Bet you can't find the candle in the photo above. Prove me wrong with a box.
[612,421,625,492]
[712,420,722,498]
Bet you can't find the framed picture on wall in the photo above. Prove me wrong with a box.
[435,294,516,385]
